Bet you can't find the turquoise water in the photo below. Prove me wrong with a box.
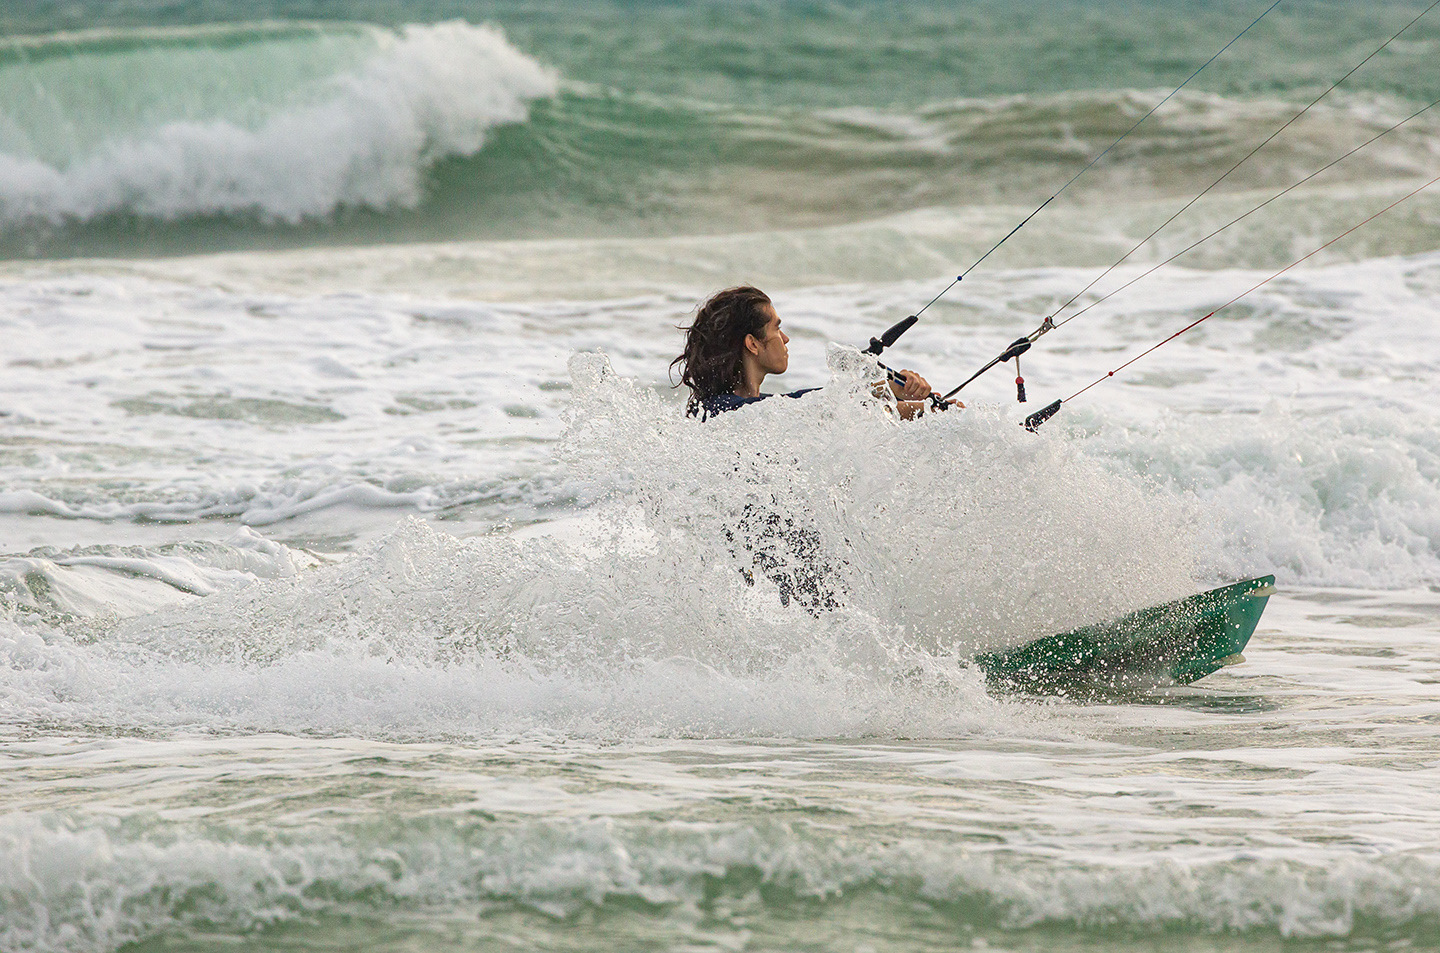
[3,2,1440,951]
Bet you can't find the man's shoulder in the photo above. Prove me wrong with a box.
[698,388,819,420]
[698,393,760,418]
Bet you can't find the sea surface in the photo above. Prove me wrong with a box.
[3,1,1440,950]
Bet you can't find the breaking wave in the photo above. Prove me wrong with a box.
[6,811,1440,953]
[0,21,557,226]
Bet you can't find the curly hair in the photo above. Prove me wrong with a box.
[670,286,774,415]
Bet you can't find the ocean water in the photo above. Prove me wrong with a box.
[3,1,1440,950]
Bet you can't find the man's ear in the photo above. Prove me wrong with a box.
[743,334,760,356]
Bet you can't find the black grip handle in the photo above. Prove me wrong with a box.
[865,315,918,354]
[1023,399,1062,432]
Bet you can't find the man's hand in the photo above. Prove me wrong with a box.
[891,369,932,402]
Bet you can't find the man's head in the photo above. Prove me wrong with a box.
[672,286,786,410]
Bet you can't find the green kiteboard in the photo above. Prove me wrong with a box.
[974,575,1275,693]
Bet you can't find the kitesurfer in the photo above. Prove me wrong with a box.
[670,286,946,420]
[669,286,950,615]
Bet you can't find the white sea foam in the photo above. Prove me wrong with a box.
[6,589,1440,948]
[3,245,1438,589]
[0,527,323,619]
[5,808,1440,952]
[0,22,557,224]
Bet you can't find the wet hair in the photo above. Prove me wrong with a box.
[670,286,774,415]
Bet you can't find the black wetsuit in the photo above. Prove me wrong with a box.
[695,388,820,421]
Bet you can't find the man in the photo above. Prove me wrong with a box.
[670,285,947,419]
[669,286,950,613]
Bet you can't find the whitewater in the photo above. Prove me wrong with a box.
[3,1,1440,951]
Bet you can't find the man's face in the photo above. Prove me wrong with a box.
[749,305,790,375]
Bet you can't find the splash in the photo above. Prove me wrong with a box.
[559,347,1202,653]
[0,352,1215,741]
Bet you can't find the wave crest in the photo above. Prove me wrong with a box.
[0,21,558,224]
